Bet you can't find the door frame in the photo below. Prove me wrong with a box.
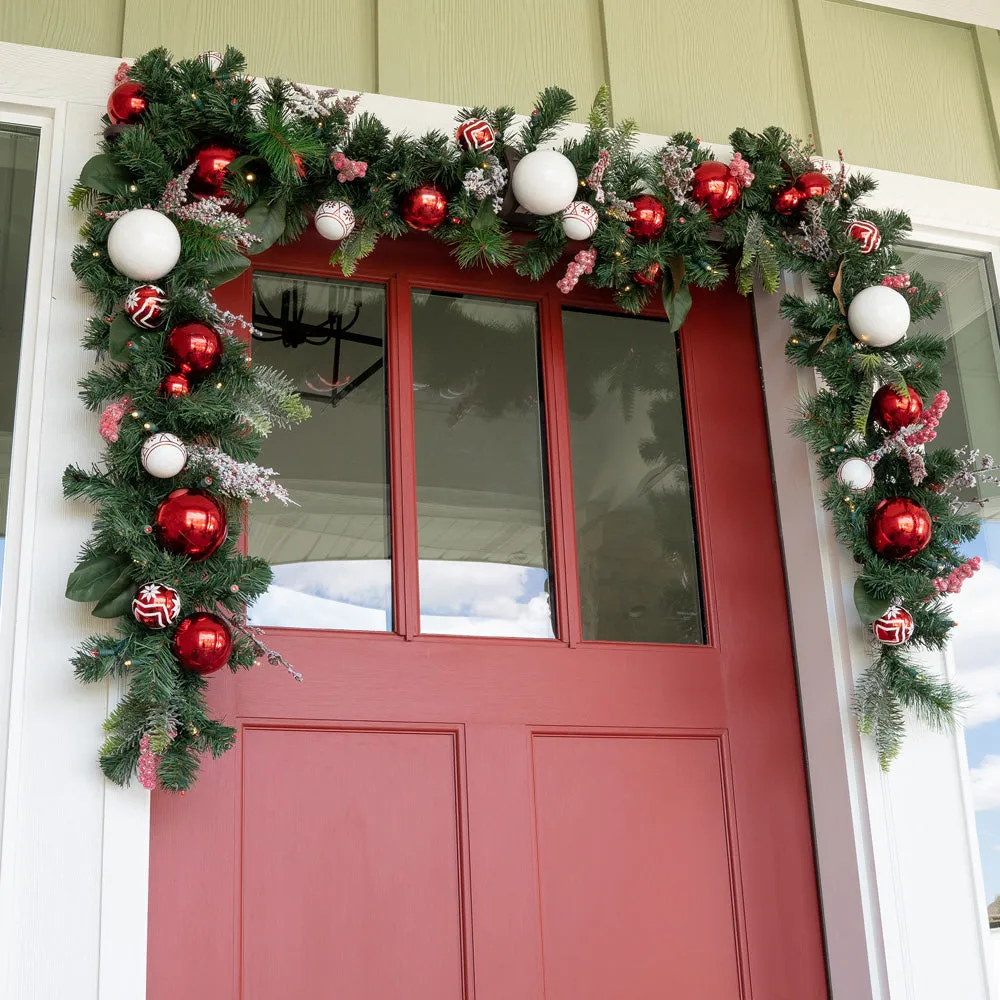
[2,38,1000,1000]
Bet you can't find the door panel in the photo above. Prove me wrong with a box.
[148,231,828,1000]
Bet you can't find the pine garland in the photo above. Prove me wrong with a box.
[67,46,983,788]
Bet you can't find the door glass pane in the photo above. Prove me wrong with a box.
[562,309,704,644]
[248,273,391,631]
[0,125,39,603]
[411,290,555,638]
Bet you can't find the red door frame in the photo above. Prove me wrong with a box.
[147,227,829,1000]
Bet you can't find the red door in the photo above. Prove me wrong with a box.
[147,231,827,1000]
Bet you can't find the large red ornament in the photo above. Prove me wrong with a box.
[153,488,228,562]
[773,186,802,215]
[132,582,181,629]
[401,184,449,231]
[455,118,496,152]
[188,144,239,198]
[872,606,915,645]
[796,171,832,201]
[125,284,167,329]
[872,383,923,432]
[171,612,232,674]
[165,322,223,377]
[691,161,740,221]
[107,82,147,124]
[159,372,191,398]
[867,497,932,561]
[627,195,666,241]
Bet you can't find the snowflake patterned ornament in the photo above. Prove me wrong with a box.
[125,284,167,329]
[132,583,181,629]
[872,606,915,646]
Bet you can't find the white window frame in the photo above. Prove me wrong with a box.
[853,1,1000,30]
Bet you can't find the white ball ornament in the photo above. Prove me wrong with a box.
[140,433,187,479]
[511,149,579,216]
[836,457,875,491]
[847,285,910,348]
[561,201,599,241]
[314,201,356,242]
[107,209,181,282]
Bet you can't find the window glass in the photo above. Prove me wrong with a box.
[562,309,704,644]
[410,290,555,638]
[248,273,392,631]
[0,125,39,599]
[899,246,1000,925]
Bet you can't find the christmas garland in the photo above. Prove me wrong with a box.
[67,46,985,790]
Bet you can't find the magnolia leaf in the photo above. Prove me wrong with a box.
[832,260,846,316]
[91,565,137,619]
[854,578,892,623]
[668,253,685,295]
[244,197,286,255]
[818,323,842,352]
[204,253,250,288]
[668,282,693,333]
[66,553,131,603]
[108,312,137,362]
[79,154,131,196]
[471,198,496,234]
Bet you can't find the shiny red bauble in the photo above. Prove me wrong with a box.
[773,185,802,215]
[691,161,740,221]
[132,582,181,629]
[796,170,832,201]
[634,262,662,287]
[867,497,932,561]
[165,322,223,377]
[188,144,240,198]
[400,184,449,231]
[159,372,191,398]
[872,383,923,432]
[107,82,147,124]
[171,612,233,674]
[153,488,228,562]
[872,606,915,645]
[627,195,666,241]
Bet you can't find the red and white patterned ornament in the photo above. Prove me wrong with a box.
[141,432,188,478]
[561,201,599,241]
[132,582,181,629]
[124,284,167,329]
[847,220,882,255]
[314,200,355,241]
[455,118,496,152]
[872,606,914,645]
[199,50,224,74]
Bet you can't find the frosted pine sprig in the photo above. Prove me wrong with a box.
[462,155,507,201]
[285,81,361,122]
[659,143,696,209]
[159,164,260,252]
[186,445,294,504]
[866,390,949,485]
[586,149,610,203]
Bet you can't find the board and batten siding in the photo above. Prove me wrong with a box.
[2,0,999,187]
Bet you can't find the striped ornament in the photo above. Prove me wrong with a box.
[872,606,914,645]
[455,117,496,152]
[125,284,167,329]
[846,220,882,255]
[132,582,181,629]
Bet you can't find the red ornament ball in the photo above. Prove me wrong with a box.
[165,322,223,377]
[796,170,832,201]
[400,184,449,231]
[107,82,147,124]
[872,606,915,645]
[125,284,167,330]
[159,372,190,398]
[188,144,239,199]
[172,612,232,674]
[627,195,666,241]
[847,220,882,254]
[132,582,181,629]
[691,161,740,221]
[773,185,802,215]
[153,488,228,562]
[872,383,923,432]
[634,261,661,287]
[455,118,496,152]
[867,497,932,561]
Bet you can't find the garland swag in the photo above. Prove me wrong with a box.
[67,45,982,789]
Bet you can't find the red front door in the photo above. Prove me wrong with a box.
[147,232,827,1000]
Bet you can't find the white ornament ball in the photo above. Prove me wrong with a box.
[561,201,599,241]
[836,457,875,491]
[140,432,187,479]
[314,200,356,242]
[107,209,181,282]
[847,285,910,348]
[511,149,579,216]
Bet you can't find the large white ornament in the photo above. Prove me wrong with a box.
[107,209,181,281]
[314,201,356,241]
[561,201,599,241]
[836,457,875,491]
[511,149,579,216]
[141,432,187,479]
[847,285,910,348]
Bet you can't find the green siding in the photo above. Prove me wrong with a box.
[3,0,999,187]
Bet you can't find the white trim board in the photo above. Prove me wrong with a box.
[849,1,1000,30]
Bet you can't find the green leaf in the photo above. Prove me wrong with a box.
[66,553,130,603]
[668,282,693,333]
[244,197,286,255]
[108,312,137,363]
[79,154,130,196]
[91,566,137,619]
[854,577,892,623]
[204,253,250,288]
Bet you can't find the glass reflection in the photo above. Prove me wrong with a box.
[249,273,392,630]
[562,309,704,644]
[411,290,555,638]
